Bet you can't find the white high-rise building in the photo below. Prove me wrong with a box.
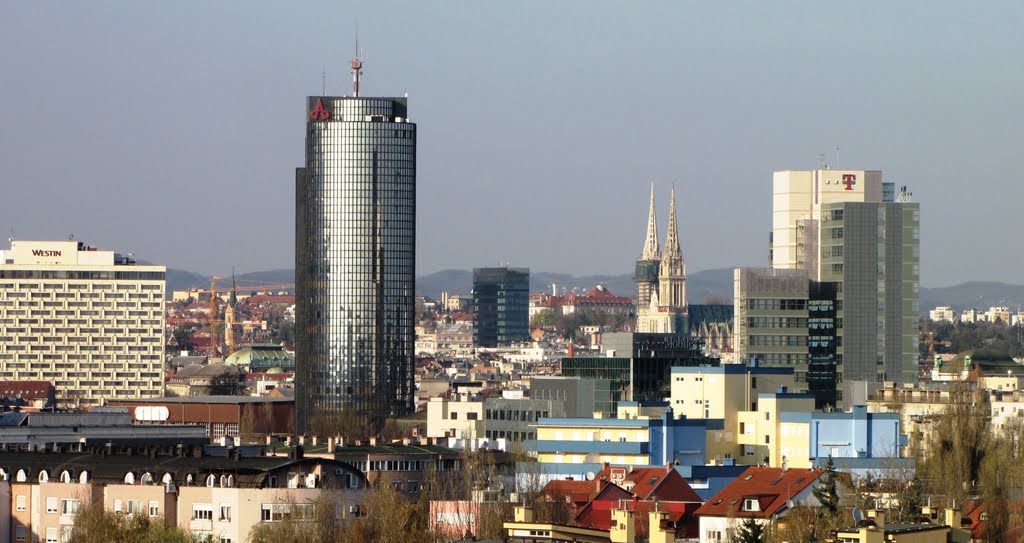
[0,240,166,406]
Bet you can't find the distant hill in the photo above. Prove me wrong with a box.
[164,266,1024,315]
[165,268,294,296]
[919,281,1024,314]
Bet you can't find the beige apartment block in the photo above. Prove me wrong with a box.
[0,240,166,406]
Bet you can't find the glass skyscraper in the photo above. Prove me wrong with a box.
[295,95,416,433]
[472,267,529,347]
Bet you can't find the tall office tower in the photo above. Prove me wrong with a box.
[634,183,660,309]
[472,267,529,348]
[819,192,920,404]
[295,58,416,433]
[770,170,919,405]
[637,186,687,334]
[0,240,166,407]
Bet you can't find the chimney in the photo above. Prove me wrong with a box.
[265,435,273,446]
[514,505,534,523]
[944,506,962,529]
[868,509,886,529]
[610,508,635,543]
[327,437,335,451]
[311,435,318,447]
[648,510,673,543]
[369,437,378,446]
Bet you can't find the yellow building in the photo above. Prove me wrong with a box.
[669,365,796,465]
[735,390,815,467]
[0,240,166,406]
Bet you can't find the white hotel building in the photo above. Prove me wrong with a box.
[0,240,166,406]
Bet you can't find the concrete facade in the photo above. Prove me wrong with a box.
[0,240,166,406]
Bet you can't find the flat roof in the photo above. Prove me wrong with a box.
[671,365,795,375]
[107,396,293,405]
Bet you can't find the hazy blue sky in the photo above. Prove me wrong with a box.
[1,2,1021,287]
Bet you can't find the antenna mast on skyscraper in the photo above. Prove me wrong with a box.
[351,30,363,97]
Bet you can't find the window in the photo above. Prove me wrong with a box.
[16,494,26,511]
[62,499,80,516]
[46,527,58,543]
[220,537,232,543]
[47,496,59,513]
[127,500,143,515]
[149,501,160,517]
[192,504,213,520]
[743,498,761,512]
[114,499,123,514]
[15,524,26,541]
[220,504,232,521]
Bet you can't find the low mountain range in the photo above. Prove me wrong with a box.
[165,267,1024,316]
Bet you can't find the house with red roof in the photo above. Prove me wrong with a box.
[543,464,705,540]
[694,466,824,543]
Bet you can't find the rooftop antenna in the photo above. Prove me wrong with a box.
[351,27,363,97]
[834,147,840,169]
[321,65,327,96]
[818,153,827,169]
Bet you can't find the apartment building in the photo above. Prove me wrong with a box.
[0,240,166,406]
[669,364,796,465]
[1,449,368,543]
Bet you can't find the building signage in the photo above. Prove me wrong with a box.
[310,98,331,121]
[31,250,62,257]
[842,174,856,190]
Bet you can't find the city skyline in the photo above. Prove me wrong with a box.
[2,2,1023,287]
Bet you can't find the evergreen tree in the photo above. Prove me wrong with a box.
[812,455,839,516]
[737,517,766,543]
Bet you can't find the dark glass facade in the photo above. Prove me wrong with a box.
[562,332,718,410]
[807,281,838,408]
[472,267,529,347]
[296,96,416,432]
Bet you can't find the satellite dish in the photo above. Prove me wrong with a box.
[853,508,865,523]
[585,472,595,481]
[786,500,794,509]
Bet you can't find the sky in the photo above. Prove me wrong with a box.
[1,2,1022,288]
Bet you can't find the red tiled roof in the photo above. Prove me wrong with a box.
[695,467,823,518]
[543,479,604,506]
[0,381,54,398]
[595,464,702,503]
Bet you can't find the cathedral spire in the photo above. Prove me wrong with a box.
[641,181,660,260]
[663,184,681,259]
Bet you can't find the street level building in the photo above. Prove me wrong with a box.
[295,59,417,432]
[0,240,165,406]
[472,267,530,347]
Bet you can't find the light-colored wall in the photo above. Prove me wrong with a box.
[0,266,166,406]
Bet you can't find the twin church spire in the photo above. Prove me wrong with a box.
[635,182,687,333]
